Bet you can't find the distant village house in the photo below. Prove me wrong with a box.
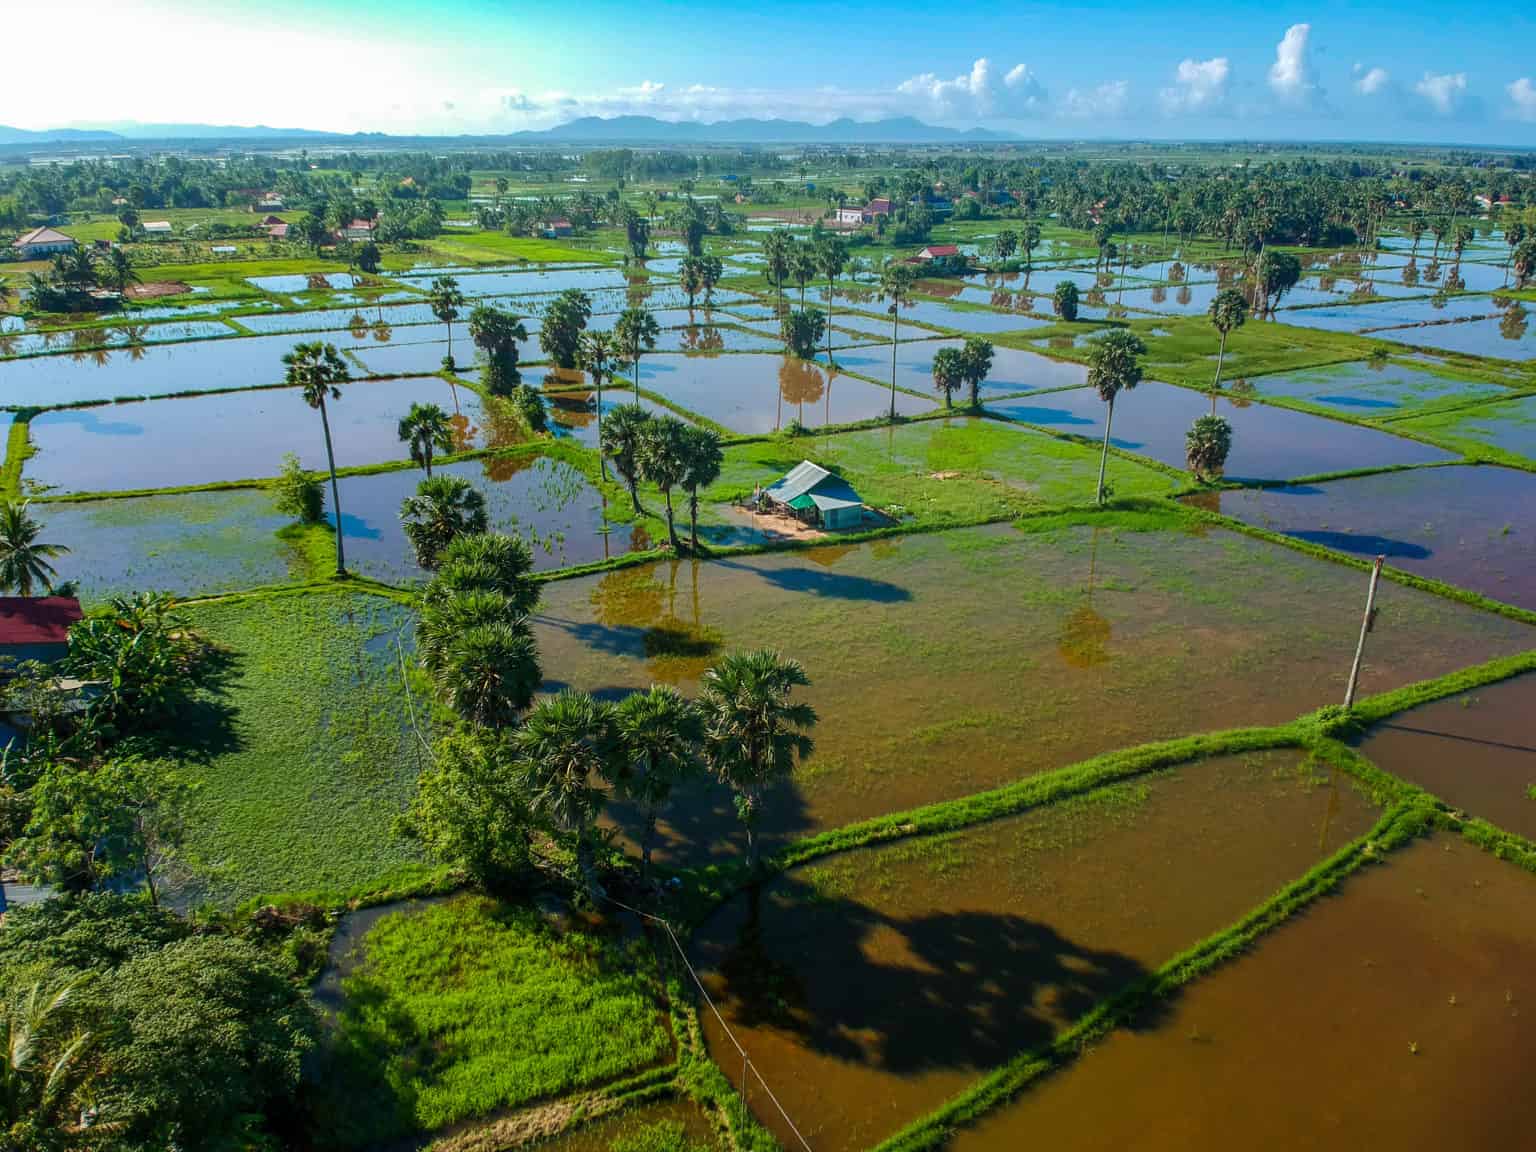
[11,226,76,260]
[0,597,81,667]
[539,218,574,238]
[758,461,867,532]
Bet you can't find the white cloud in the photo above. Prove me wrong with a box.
[897,58,1046,118]
[1059,81,1130,119]
[1269,23,1322,106]
[1508,77,1536,122]
[1353,66,1390,96]
[1160,57,1231,114]
[1414,71,1468,116]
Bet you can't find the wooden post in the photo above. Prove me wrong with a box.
[1344,555,1385,709]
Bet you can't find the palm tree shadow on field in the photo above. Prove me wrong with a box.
[146,645,244,763]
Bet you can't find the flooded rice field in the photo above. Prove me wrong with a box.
[989,381,1455,480]
[819,340,1087,397]
[526,1097,721,1152]
[1276,294,1506,334]
[1359,674,1536,839]
[0,319,236,360]
[245,272,358,294]
[397,265,631,297]
[547,390,689,448]
[1371,311,1536,359]
[1395,393,1536,459]
[233,301,444,334]
[947,838,1536,1152]
[27,376,498,492]
[1243,358,1508,412]
[650,324,785,354]
[334,455,643,581]
[1201,466,1536,609]
[692,751,1379,1152]
[634,353,935,432]
[534,524,1532,867]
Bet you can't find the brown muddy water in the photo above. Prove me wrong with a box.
[689,751,1379,1152]
[529,1096,720,1152]
[529,524,1533,868]
[947,837,1536,1151]
[1359,673,1536,839]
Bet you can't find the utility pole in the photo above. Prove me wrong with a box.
[1344,555,1385,710]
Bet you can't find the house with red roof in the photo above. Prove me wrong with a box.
[916,244,961,261]
[0,597,81,666]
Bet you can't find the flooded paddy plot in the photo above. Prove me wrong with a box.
[1360,675,1536,839]
[1370,311,1536,359]
[650,324,784,354]
[34,488,299,601]
[245,272,358,293]
[0,319,235,360]
[526,1098,720,1152]
[334,455,643,582]
[635,353,935,433]
[350,338,488,376]
[1204,466,1536,609]
[894,297,1054,334]
[1276,293,1504,334]
[548,390,686,449]
[535,523,1532,867]
[1244,358,1507,412]
[234,301,445,334]
[820,341,1087,397]
[990,381,1454,480]
[397,265,630,297]
[27,376,499,492]
[692,751,1379,1152]
[1393,393,1536,461]
[948,839,1536,1152]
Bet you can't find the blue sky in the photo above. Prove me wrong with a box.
[13,0,1536,143]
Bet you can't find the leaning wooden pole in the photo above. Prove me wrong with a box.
[1343,555,1385,709]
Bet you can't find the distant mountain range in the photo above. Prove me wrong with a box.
[0,115,1012,147]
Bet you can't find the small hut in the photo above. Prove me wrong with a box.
[759,461,865,531]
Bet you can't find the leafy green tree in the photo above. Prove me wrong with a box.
[930,346,965,408]
[468,304,529,395]
[959,337,994,408]
[680,425,723,552]
[1514,238,1536,288]
[67,594,209,732]
[397,402,453,477]
[640,416,690,551]
[1255,250,1301,313]
[540,289,592,369]
[514,691,625,901]
[272,452,324,524]
[356,241,382,274]
[426,532,540,617]
[1186,414,1234,482]
[700,650,816,875]
[0,893,188,979]
[428,276,466,368]
[0,501,68,596]
[615,687,703,881]
[401,475,488,570]
[601,403,652,516]
[614,307,660,401]
[1053,280,1079,321]
[299,211,330,254]
[1086,329,1145,506]
[779,307,827,359]
[814,236,848,363]
[1207,287,1248,409]
[878,260,917,420]
[283,341,352,574]
[622,206,650,261]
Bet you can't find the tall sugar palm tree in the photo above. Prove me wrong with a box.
[515,690,625,901]
[640,415,689,551]
[699,650,817,875]
[614,307,660,401]
[815,235,848,367]
[763,229,793,304]
[422,591,541,727]
[427,532,540,616]
[678,257,705,312]
[429,275,466,368]
[616,686,704,881]
[878,260,917,421]
[580,329,618,480]
[1086,330,1145,506]
[679,425,723,552]
[931,346,965,409]
[401,474,488,569]
[0,501,68,596]
[601,403,652,516]
[1207,287,1248,414]
[1186,414,1234,482]
[790,244,818,307]
[397,402,453,477]
[284,341,353,574]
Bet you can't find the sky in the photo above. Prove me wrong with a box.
[9,0,1536,145]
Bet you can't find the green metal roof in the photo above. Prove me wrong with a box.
[765,460,862,509]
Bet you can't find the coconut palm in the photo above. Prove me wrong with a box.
[815,235,848,365]
[283,341,352,574]
[100,247,140,298]
[580,329,618,480]
[930,346,965,408]
[1207,287,1248,413]
[0,501,68,596]
[615,686,704,881]
[1186,414,1234,482]
[397,402,453,477]
[614,307,660,401]
[699,650,817,874]
[514,690,625,900]
[679,425,723,552]
[601,403,652,516]
[0,977,108,1145]
[1086,330,1146,506]
[640,415,690,551]
[429,275,466,368]
[401,475,488,569]
[878,260,917,420]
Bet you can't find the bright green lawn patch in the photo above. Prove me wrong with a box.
[1117,315,1382,387]
[173,588,435,905]
[325,895,670,1142]
[1386,392,1536,467]
[413,231,623,266]
[706,417,1177,526]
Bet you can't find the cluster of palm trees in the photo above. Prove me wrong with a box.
[930,337,995,410]
[676,255,723,311]
[599,406,722,552]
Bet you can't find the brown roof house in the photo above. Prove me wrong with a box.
[12,226,76,260]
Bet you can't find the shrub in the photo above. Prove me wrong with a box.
[272,452,324,524]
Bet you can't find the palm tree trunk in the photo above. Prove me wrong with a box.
[628,477,642,516]
[664,489,678,551]
[641,807,657,882]
[596,371,608,481]
[689,487,700,551]
[319,397,347,574]
[633,355,641,402]
[825,275,835,367]
[423,440,433,479]
[446,321,453,368]
[888,308,900,421]
[1096,396,1115,506]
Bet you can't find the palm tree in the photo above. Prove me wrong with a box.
[0,501,68,596]
[959,337,994,409]
[815,235,848,366]
[0,977,106,1145]
[401,474,488,569]
[398,402,453,476]
[614,308,660,401]
[699,256,723,307]
[435,611,542,729]
[1087,330,1145,505]
[679,425,723,552]
[429,276,466,368]
[931,346,964,408]
[100,248,140,299]
[580,330,618,480]
[1207,288,1248,413]
[427,532,540,616]
[878,261,917,420]
[284,341,353,574]
[468,305,529,395]
[790,244,818,307]
[640,415,689,551]
[616,686,703,881]
[1186,414,1233,482]
[678,257,704,312]
[763,229,793,303]
[515,690,625,901]
[601,403,651,516]
[700,650,816,875]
